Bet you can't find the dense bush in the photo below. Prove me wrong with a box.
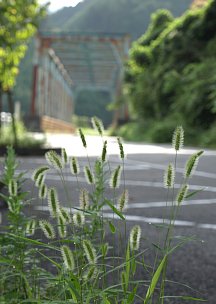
[124,0,216,146]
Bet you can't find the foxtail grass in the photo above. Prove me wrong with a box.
[0,123,206,304]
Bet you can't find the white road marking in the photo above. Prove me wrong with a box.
[104,213,196,227]
[23,172,215,193]
[17,155,216,179]
[105,198,216,209]
[35,206,216,230]
[198,223,216,229]
[124,158,216,179]
[104,213,216,230]
[123,179,215,192]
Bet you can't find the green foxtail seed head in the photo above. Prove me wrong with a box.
[39,220,55,239]
[94,159,102,177]
[79,188,89,210]
[58,215,67,238]
[26,219,36,236]
[84,166,95,184]
[117,137,125,159]
[59,207,71,223]
[83,239,97,264]
[91,116,104,136]
[110,165,122,188]
[73,212,85,227]
[164,163,175,188]
[8,179,17,197]
[61,245,75,271]
[48,187,60,218]
[101,140,107,162]
[101,243,109,257]
[172,126,184,151]
[70,157,80,175]
[39,183,47,199]
[35,174,45,188]
[118,189,129,212]
[61,148,68,165]
[129,225,141,251]
[184,151,203,179]
[83,266,98,281]
[32,166,49,184]
[45,150,63,170]
[176,184,189,206]
[78,128,87,148]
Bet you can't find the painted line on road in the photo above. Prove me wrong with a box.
[36,198,216,213]
[123,158,216,179]
[106,198,216,209]
[103,213,216,230]
[18,162,216,181]
[20,170,216,196]
[123,179,215,192]
[16,155,216,179]
[24,172,215,193]
[35,206,216,231]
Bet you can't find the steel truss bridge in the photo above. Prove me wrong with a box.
[30,31,130,132]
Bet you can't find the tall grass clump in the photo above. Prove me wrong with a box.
[0,120,45,148]
[0,123,206,303]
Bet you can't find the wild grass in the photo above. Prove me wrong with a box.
[0,120,45,148]
[0,118,205,303]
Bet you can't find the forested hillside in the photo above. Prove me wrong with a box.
[14,0,193,117]
[122,0,216,146]
[40,0,193,38]
[40,1,90,31]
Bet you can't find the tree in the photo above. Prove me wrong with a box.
[124,0,216,145]
[0,0,46,145]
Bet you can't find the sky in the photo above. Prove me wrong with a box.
[39,0,83,12]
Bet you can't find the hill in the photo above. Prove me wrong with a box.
[48,0,193,39]
[40,1,91,31]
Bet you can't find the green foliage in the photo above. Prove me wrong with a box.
[117,121,147,142]
[125,0,216,146]
[199,123,216,147]
[0,120,45,148]
[0,125,206,303]
[118,117,180,143]
[72,115,91,129]
[0,0,46,92]
[1,146,18,187]
[138,9,174,46]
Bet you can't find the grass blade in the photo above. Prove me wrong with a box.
[144,255,167,304]
[104,199,125,220]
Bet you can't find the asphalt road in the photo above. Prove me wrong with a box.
[1,135,216,303]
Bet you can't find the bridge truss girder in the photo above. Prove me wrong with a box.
[31,31,130,128]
